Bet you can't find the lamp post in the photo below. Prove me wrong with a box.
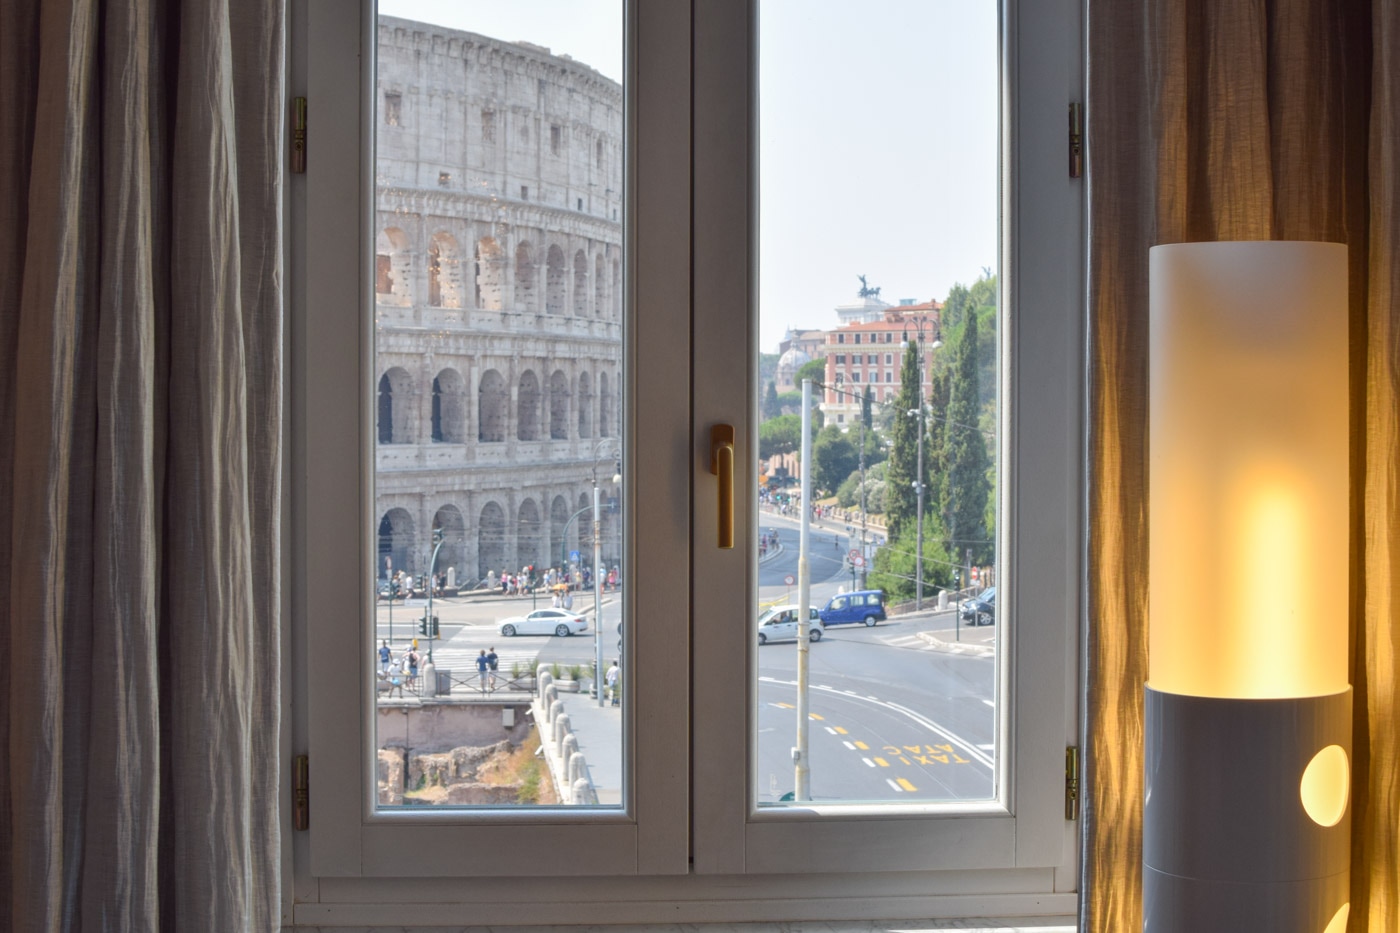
[589,439,621,707]
[425,526,445,666]
[901,314,941,612]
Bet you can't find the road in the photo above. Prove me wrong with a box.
[373,511,997,804]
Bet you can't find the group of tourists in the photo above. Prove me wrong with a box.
[376,639,421,697]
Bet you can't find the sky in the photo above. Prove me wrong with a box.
[379,1,998,353]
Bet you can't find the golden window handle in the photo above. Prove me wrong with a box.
[709,424,735,549]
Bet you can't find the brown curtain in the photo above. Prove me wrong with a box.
[1084,0,1399,929]
[0,0,283,930]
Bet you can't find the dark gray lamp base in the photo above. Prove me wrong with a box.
[1143,686,1352,933]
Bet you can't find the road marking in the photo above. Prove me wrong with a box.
[896,777,918,792]
[853,740,869,750]
[862,757,876,768]
[774,702,794,709]
[825,726,838,735]
[843,740,856,749]
[809,713,825,720]
[982,699,995,708]
[886,778,904,792]
[873,757,890,767]
[977,743,995,751]
[760,676,994,770]
[832,725,848,734]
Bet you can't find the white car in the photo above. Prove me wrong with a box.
[756,604,824,645]
[499,609,588,637]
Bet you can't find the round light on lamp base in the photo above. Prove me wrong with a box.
[1145,242,1351,932]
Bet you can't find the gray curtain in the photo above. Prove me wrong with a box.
[1085,0,1398,929]
[0,0,283,930]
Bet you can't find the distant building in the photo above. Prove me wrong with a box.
[374,16,623,583]
[821,302,942,427]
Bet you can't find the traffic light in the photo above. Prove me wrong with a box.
[431,615,440,637]
[418,617,428,636]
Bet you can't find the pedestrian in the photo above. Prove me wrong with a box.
[378,640,391,674]
[476,649,490,694]
[486,646,498,689]
[563,589,573,610]
[605,661,620,706]
[406,646,420,689]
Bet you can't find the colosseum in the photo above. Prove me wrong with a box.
[374,16,623,586]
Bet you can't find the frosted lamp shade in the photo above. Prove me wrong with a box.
[1148,241,1348,699]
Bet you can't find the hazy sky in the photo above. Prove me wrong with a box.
[379,1,997,352]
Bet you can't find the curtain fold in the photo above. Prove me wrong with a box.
[1084,0,1395,929]
[0,0,283,930]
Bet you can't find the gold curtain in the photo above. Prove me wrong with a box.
[1084,0,1398,928]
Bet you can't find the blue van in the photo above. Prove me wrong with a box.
[819,590,887,627]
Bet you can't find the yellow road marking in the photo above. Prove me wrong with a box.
[873,757,889,767]
[832,725,847,734]
[775,702,794,709]
[809,713,824,720]
[853,740,868,750]
[896,777,918,792]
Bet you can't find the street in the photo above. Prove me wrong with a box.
[373,509,997,805]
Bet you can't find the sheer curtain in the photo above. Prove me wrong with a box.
[1084,0,1398,929]
[0,1,283,930]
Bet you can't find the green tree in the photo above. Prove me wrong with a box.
[794,357,826,387]
[758,414,802,460]
[939,306,992,565]
[763,381,781,420]
[883,339,929,542]
[811,425,860,496]
[867,529,952,603]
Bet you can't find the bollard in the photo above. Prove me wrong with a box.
[572,778,596,805]
[543,684,559,714]
[568,751,588,785]
[554,713,572,754]
[422,661,436,698]
[549,700,565,730]
[937,590,949,611]
[561,734,579,772]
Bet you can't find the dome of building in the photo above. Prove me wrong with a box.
[778,346,811,370]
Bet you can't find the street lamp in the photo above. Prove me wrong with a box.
[590,439,621,707]
[901,313,941,611]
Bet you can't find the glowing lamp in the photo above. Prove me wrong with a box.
[1144,242,1351,931]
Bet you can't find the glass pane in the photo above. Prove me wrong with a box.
[374,0,624,809]
[756,0,999,806]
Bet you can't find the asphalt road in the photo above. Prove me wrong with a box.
[374,513,998,805]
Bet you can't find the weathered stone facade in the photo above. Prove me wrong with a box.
[375,17,623,584]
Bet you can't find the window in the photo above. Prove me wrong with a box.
[837,333,845,343]
[851,371,860,382]
[551,123,562,154]
[520,185,528,200]
[835,354,845,363]
[384,91,401,125]
[886,353,892,364]
[301,0,1082,918]
[854,333,862,343]
[482,109,496,142]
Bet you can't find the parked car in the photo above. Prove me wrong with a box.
[756,604,824,645]
[819,590,886,627]
[499,608,588,637]
[960,587,996,626]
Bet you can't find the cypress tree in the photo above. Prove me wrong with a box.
[939,308,991,565]
[884,338,928,543]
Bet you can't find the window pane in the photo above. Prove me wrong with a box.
[374,0,624,809]
[756,0,999,806]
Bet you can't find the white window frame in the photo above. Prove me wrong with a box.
[291,0,1083,923]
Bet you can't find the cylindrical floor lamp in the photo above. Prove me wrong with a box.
[1145,241,1351,932]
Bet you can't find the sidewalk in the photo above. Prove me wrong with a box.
[533,686,624,805]
[899,607,997,657]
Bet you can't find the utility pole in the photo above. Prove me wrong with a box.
[912,397,926,613]
[858,393,868,589]
[795,378,813,801]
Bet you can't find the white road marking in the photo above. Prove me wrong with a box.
[825,726,838,735]
[977,744,995,751]
[982,699,995,708]
[886,778,904,792]
[862,757,876,767]
[760,675,994,770]
[843,741,856,750]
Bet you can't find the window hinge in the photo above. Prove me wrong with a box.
[1067,102,1082,179]
[294,754,310,830]
[291,97,307,174]
[1064,745,1080,820]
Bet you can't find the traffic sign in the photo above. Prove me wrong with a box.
[847,548,860,563]
[569,550,581,562]
[783,574,795,586]
[852,555,865,568]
